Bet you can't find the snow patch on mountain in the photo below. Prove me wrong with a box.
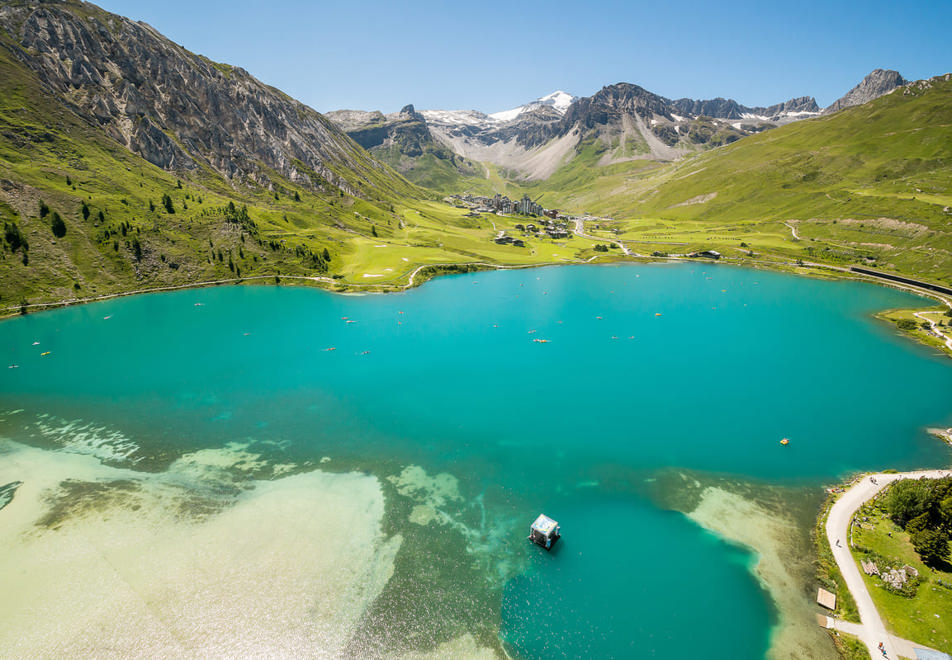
[420,109,495,128]
[488,90,577,122]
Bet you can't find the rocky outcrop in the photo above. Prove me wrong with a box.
[670,94,820,122]
[0,0,407,197]
[825,69,906,113]
[327,103,477,183]
[564,83,672,128]
[329,105,432,156]
[758,95,821,118]
[670,97,746,119]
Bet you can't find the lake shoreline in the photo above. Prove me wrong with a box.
[3,255,950,328]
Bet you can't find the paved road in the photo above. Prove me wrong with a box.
[822,617,946,659]
[914,310,952,351]
[826,470,951,659]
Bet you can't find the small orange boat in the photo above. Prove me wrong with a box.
[780,438,790,446]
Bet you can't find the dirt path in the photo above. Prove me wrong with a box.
[572,217,639,256]
[826,469,951,659]
[784,221,801,240]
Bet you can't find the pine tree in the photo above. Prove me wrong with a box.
[50,212,66,238]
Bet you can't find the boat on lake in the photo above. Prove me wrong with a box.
[529,514,561,550]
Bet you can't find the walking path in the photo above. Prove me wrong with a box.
[572,217,636,256]
[826,469,952,659]
[784,221,801,240]
[821,617,946,659]
[914,311,952,351]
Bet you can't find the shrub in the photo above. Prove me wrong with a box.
[4,222,27,252]
[50,212,66,238]
[885,479,938,525]
[911,529,949,567]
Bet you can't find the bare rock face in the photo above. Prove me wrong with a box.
[327,103,476,182]
[825,69,906,113]
[0,1,403,196]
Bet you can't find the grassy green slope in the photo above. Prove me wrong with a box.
[369,142,484,192]
[534,76,952,284]
[0,42,601,311]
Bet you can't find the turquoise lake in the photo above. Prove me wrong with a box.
[1,262,951,658]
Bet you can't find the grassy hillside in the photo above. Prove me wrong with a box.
[528,75,952,285]
[0,32,605,313]
[2,0,949,314]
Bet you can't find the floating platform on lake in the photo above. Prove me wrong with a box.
[528,514,561,550]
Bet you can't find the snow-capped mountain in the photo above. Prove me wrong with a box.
[418,91,578,127]
[328,72,900,183]
[489,90,578,122]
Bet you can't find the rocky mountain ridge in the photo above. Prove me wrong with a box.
[0,0,409,198]
[334,85,826,181]
[324,104,479,187]
[330,70,912,182]
[824,69,906,113]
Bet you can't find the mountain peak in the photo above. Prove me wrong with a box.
[825,69,906,113]
[536,90,576,114]
[489,90,578,122]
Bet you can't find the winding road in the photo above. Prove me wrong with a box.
[825,470,951,659]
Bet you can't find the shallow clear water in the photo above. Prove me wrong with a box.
[1,263,950,657]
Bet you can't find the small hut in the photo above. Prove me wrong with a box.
[528,514,561,550]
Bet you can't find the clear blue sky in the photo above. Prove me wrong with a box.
[93,0,951,114]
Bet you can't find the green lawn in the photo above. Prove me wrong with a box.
[850,498,952,652]
[875,307,952,356]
